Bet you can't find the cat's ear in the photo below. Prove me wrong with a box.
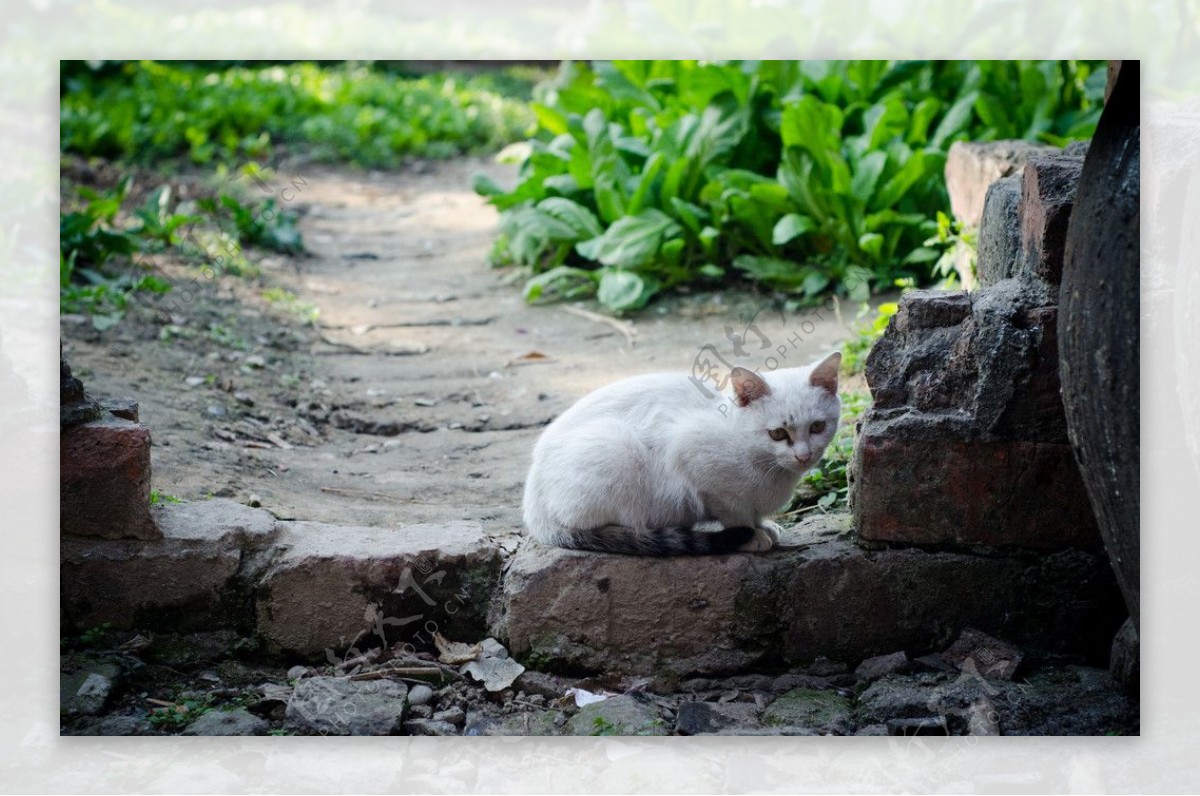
[731,367,771,406]
[809,351,841,395]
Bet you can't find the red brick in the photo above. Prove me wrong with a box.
[1019,153,1084,284]
[61,414,160,540]
[852,417,1101,550]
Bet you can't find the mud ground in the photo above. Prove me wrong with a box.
[61,156,865,533]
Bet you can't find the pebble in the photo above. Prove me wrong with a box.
[206,405,226,417]
[407,684,435,706]
[433,706,465,726]
[234,392,254,406]
[287,665,308,680]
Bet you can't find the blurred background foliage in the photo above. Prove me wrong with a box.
[60,59,1105,323]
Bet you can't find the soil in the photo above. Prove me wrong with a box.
[61,156,866,531]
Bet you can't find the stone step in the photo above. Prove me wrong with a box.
[62,499,508,660]
[495,514,1121,678]
[62,502,1120,678]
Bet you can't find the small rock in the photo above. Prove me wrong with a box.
[403,718,458,736]
[762,688,852,735]
[1109,617,1139,694]
[287,665,309,680]
[286,676,407,736]
[247,494,262,508]
[565,695,666,736]
[407,684,435,707]
[234,392,255,406]
[488,710,562,736]
[183,708,269,736]
[463,714,498,736]
[434,706,465,726]
[854,723,889,736]
[185,376,206,387]
[245,354,266,368]
[968,697,1002,736]
[674,701,760,735]
[887,716,949,736]
[806,656,848,677]
[408,705,432,719]
[854,651,909,681]
[941,628,1023,680]
[206,404,226,417]
[912,654,957,674]
[60,662,121,716]
[87,715,153,736]
[771,673,832,692]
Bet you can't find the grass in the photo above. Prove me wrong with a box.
[61,61,539,167]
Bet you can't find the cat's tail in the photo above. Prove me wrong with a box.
[555,525,759,556]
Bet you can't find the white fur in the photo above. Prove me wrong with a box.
[523,352,841,550]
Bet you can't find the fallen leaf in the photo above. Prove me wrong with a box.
[433,632,483,665]
[461,655,525,692]
[507,350,554,367]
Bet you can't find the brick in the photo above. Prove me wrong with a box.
[499,516,1119,676]
[945,140,1055,226]
[1019,152,1085,284]
[61,499,278,631]
[61,414,159,540]
[255,520,504,656]
[851,413,1100,550]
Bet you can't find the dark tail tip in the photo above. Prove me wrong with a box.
[693,526,756,555]
[560,525,756,556]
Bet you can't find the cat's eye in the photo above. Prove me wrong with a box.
[767,427,790,442]
[809,420,827,435]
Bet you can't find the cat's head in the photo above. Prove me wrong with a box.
[729,351,842,473]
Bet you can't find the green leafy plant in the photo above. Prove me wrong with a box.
[476,60,1104,313]
[60,170,313,328]
[79,622,113,648]
[841,302,900,377]
[61,61,539,167]
[926,210,978,288]
[199,195,304,254]
[149,490,183,505]
[148,696,214,730]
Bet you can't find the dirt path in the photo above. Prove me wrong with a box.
[63,157,862,535]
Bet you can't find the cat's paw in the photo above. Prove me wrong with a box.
[759,520,783,543]
[739,527,776,553]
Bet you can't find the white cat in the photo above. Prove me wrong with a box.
[522,352,841,555]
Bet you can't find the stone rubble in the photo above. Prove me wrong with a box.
[59,624,1137,737]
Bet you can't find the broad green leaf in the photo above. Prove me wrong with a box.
[597,269,654,312]
[974,93,1010,133]
[627,151,666,215]
[930,90,978,148]
[850,151,887,204]
[523,266,597,304]
[871,150,928,211]
[772,213,817,245]
[575,209,682,268]
[857,232,884,261]
[472,173,505,197]
[668,197,709,235]
[536,197,603,240]
[592,170,626,224]
[733,255,810,291]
